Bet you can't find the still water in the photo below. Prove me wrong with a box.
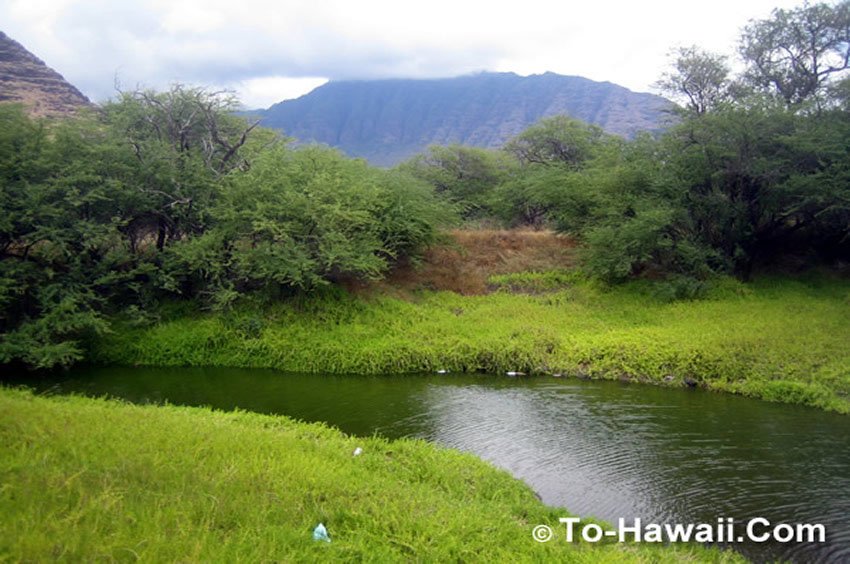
[8,366,850,563]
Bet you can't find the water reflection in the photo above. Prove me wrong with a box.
[413,380,850,562]
[7,367,850,562]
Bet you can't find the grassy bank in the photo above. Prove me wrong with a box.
[93,273,850,413]
[0,388,737,562]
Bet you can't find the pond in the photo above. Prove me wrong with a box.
[7,366,850,563]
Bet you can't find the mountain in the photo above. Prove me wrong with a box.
[256,72,674,166]
[0,31,91,117]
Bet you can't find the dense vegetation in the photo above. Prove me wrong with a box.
[3,3,848,562]
[0,387,741,562]
[402,1,850,286]
[93,273,850,413]
[0,89,452,369]
[2,0,849,382]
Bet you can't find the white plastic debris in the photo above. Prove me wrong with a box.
[313,523,331,542]
[506,371,526,377]
[353,447,363,457]
[436,369,448,374]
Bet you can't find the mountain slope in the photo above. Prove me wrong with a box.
[257,72,674,165]
[0,31,91,117]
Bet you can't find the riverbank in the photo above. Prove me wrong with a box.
[93,272,850,413]
[0,388,738,562]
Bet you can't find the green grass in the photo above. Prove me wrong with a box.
[93,274,850,413]
[487,269,579,293]
[0,388,739,562]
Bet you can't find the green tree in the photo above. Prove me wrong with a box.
[740,1,850,106]
[655,46,732,115]
[562,0,850,284]
[531,133,715,283]
[653,97,850,279]
[504,115,606,169]
[102,85,264,250]
[0,107,118,367]
[167,145,452,307]
[494,116,613,227]
[399,144,515,219]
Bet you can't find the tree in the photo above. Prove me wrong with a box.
[102,85,265,250]
[166,145,453,307]
[504,115,607,169]
[655,91,850,280]
[0,106,116,368]
[494,117,613,227]
[656,46,732,115]
[528,133,715,283]
[740,1,850,106]
[399,144,515,218]
[665,103,800,278]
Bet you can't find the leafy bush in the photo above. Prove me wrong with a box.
[165,145,454,306]
[398,144,515,219]
[0,93,454,367]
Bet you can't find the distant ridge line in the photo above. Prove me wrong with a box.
[255,72,674,166]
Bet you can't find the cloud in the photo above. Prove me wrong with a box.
[234,76,328,109]
[0,0,805,108]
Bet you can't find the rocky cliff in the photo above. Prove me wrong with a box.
[0,31,91,117]
[256,72,674,166]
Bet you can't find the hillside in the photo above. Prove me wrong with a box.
[363,229,578,296]
[0,31,91,117]
[256,72,674,165]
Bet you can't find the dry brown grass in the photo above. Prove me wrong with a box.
[353,229,577,296]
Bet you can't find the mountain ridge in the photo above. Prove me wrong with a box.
[0,30,91,117]
[256,72,674,165]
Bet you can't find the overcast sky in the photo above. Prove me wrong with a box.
[2,0,805,109]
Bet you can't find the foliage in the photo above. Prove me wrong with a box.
[0,88,450,368]
[655,96,850,278]
[489,165,571,227]
[94,275,850,413]
[491,117,617,226]
[0,106,123,367]
[655,46,732,115]
[740,0,850,106]
[101,85,276,250]
[398,144,516,219]
[504,115,607,168]
[535,2,850,282]
[166,145,453,305]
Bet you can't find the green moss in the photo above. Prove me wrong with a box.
[0,388,738,562]
[92,274,850,413]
